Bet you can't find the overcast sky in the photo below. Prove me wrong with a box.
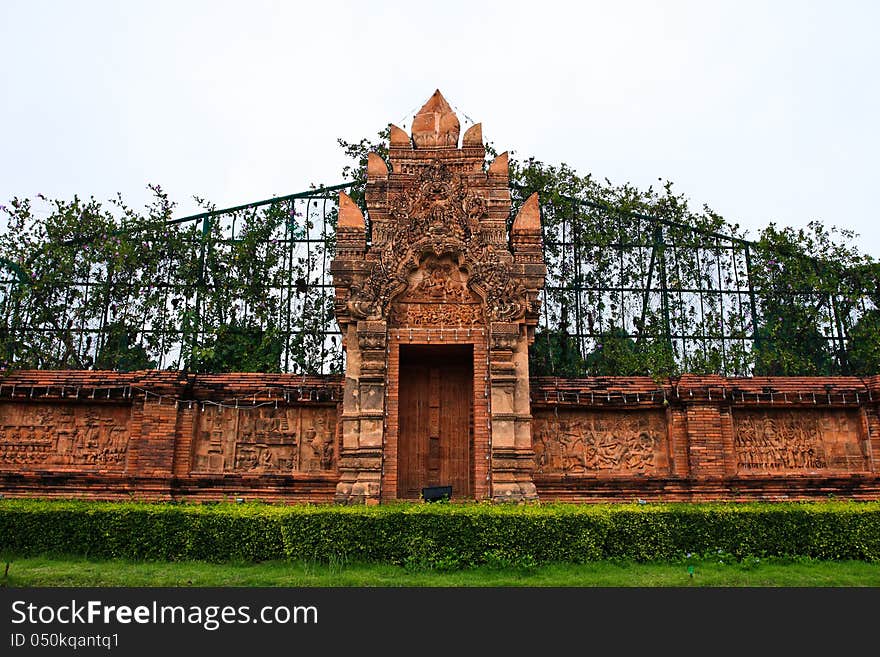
[2,1,878,255]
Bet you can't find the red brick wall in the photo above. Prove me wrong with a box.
[2,370,879,502]
[530,375,880,502]
[0,371,341,502]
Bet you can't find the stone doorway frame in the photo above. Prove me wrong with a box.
[386,337,489,501]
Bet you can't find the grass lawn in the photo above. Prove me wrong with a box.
[3,555,880,587]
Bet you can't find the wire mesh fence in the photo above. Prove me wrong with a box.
[525,192,876,377]
[0,185,348,374]
[1,184,876,375]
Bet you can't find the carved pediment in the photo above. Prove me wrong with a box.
[390,255,482,328]
[397,255,477,304]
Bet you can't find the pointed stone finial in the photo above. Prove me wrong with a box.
[389,124,411,148]
[411,89,460,149]
[338,191,366,229]
[367,152,389,177]
[488,151,508,175]
[462,123,482,147]
[512,193,540,231]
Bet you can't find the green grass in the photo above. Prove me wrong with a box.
[3,555,880,587]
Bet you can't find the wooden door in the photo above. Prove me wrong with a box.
[398,345,473,499]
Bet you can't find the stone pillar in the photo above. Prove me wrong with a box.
[490,192,546,501]
[489,323,538,500]
[331,193,384,503]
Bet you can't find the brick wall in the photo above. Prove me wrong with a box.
[531,375,880,501]
[0,371,341,502]
[2,370,879,502]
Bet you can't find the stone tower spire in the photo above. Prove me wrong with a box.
[410,89,461,148]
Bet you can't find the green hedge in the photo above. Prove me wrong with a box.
[2,500,879,567]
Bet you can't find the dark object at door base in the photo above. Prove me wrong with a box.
[422,485,452,502]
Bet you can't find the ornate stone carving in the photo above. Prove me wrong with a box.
[192,406,336,475]
[390,254,483,327]
[406,258,473,303]
[343,161,527,323]
[490,332,519,351]
[0,403,131,471]
[733,409,866,473]
[357,332,387,350]
[411,89,460,148]
[532,410,667,475]
[331,90,546,503]
[389,303,481,327]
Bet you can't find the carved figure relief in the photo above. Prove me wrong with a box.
[345,161,526,324]
[390,254,483,327]
[0,403,131,471]
[733,409,866,473]
[192,406,336,475]
[532,410,667,475]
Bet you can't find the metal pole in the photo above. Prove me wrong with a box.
[656,226,673,357]
[744,244,761,364]
[188,214,211,371]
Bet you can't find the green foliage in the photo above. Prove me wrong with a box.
[3,500,880,567]
[3,131,878,376]
[94,321,156,371]
[508,156,878,376]
[0,188,177,370]
[748,221,870,376]
[0,185,339,374]
[529,329,585,377]
[337,126,391,222]
[847,309,880,375]
[189,323,283,373]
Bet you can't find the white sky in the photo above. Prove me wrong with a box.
[2,0,878,255]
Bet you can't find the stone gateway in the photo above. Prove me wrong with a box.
[330,90,546,502]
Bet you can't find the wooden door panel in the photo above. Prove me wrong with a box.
[398,361,429,499]
[398,345,472,499]
[439,358,471,496]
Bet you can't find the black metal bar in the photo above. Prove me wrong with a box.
[637,228,658,344]
[165,182,354,226]
[656,226,673,358]
[831,292,848,373]
[743,244,761,358]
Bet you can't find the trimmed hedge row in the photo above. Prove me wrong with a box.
[2,500,880,566]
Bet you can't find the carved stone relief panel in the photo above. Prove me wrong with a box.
[192,405,337,475]
[389,254,484,327]
[532,409,668,475]
[0,403,131,471]
[733,409,866,473]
